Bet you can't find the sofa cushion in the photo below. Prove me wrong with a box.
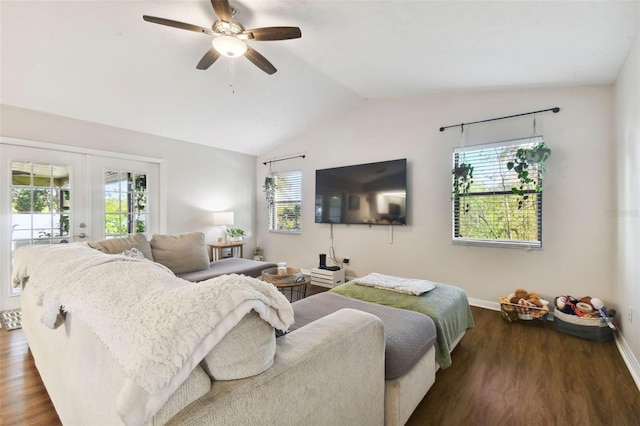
[150,232,210,275]
[201,311,276,381]
[290,292,437,380]
[177,258,278,282]
[88,234,154,260]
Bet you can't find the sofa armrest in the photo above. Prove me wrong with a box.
[164,308,385,426]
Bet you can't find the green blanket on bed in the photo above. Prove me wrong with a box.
[330,281,474,368]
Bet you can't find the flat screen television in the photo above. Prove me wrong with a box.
[314,159,407,225]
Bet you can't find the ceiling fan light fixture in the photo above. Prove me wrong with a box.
[212,35,247,57]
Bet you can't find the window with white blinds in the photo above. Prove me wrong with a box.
[452,136,544,248]
[269,170,302,233]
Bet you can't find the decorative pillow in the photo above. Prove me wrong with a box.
[88,234,154,260]
[150,232,210,274]
[201,311,276,380]
[121,247,146,259]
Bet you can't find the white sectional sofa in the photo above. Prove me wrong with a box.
[13,238,386,426]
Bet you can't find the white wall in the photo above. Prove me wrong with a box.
[614,27,640,379]
[256,86,615,309]
[0,105,257,248]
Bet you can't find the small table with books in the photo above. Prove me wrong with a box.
[208,242,246,261]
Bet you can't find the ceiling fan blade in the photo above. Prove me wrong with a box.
[211,0,233,22]
[243,26,302,41]
[196,48,221,70]
[244,46,277,75]
[143,15,215,35]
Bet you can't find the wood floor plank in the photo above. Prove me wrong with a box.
[1,305,639,425]
[0,327,61,426]
[406,307,640,426]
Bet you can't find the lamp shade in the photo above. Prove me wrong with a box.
[213,211,235,226]
[212,36,247,57]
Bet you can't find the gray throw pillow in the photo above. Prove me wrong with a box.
[150,232,210,274]
[88,234,154,260]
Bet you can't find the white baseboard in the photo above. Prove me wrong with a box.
[469,297,639,392]
[468,298,499,311]
[615,332,640,392]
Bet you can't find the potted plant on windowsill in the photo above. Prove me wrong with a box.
[226,228,246,242]
[452,162,474,213]
[507,142,551,209]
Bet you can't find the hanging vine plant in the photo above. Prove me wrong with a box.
[506,142,551,209]
[452,162,474,214]
[263,176,277,206]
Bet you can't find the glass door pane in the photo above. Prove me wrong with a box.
[11,162,71,247]
[1,145,88,309]
[104,171,148,237]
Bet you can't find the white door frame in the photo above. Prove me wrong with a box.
[0,137,166,311]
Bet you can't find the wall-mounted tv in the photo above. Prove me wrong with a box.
[314,159,407,225]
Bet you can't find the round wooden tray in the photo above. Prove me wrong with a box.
[261,267,305,284]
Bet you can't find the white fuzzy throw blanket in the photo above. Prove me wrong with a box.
[12,243,294,426]
[353,272,436,295]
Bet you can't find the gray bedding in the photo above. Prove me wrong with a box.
[290,292,436,379]
[331,281,475,369]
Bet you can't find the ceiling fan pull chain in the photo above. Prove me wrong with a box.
[229,59,235,94]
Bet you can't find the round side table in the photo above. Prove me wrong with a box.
[270,276,310,302]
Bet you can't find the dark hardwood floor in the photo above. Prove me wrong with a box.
[2,300,639,425]
[407,307,640,426]
[0,324,61,425]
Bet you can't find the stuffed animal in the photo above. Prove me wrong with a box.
[556,295,573,314]
[579,296,592,305]
[501,288,549,319]
[562,295,587,317]
[527,292,543,307]
[556,295,616,323]
[591,298,618,330]
[510,288,529,304]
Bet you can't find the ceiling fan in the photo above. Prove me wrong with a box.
[143,0,301,75]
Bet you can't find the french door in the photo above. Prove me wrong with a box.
[0,140,161,310]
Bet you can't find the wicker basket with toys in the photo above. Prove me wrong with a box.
[499,288,550,322]
[553,295,616,342]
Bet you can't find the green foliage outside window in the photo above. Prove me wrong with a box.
[105,198,127,234]
[276,204,301,231]
[12,188,51,212]
[456,191,540,242]
[104,172,147,236]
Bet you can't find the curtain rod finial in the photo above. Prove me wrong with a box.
[552,107,560,113]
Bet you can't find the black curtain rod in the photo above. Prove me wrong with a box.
[263,154,306,166]
[439,107,560,132]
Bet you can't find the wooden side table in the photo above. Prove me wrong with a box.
[270,276,310,302]
[208,242,245,261]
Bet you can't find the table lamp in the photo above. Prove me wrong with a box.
[213,211,234,243]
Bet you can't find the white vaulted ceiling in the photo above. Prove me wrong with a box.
[1,0,638,155]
